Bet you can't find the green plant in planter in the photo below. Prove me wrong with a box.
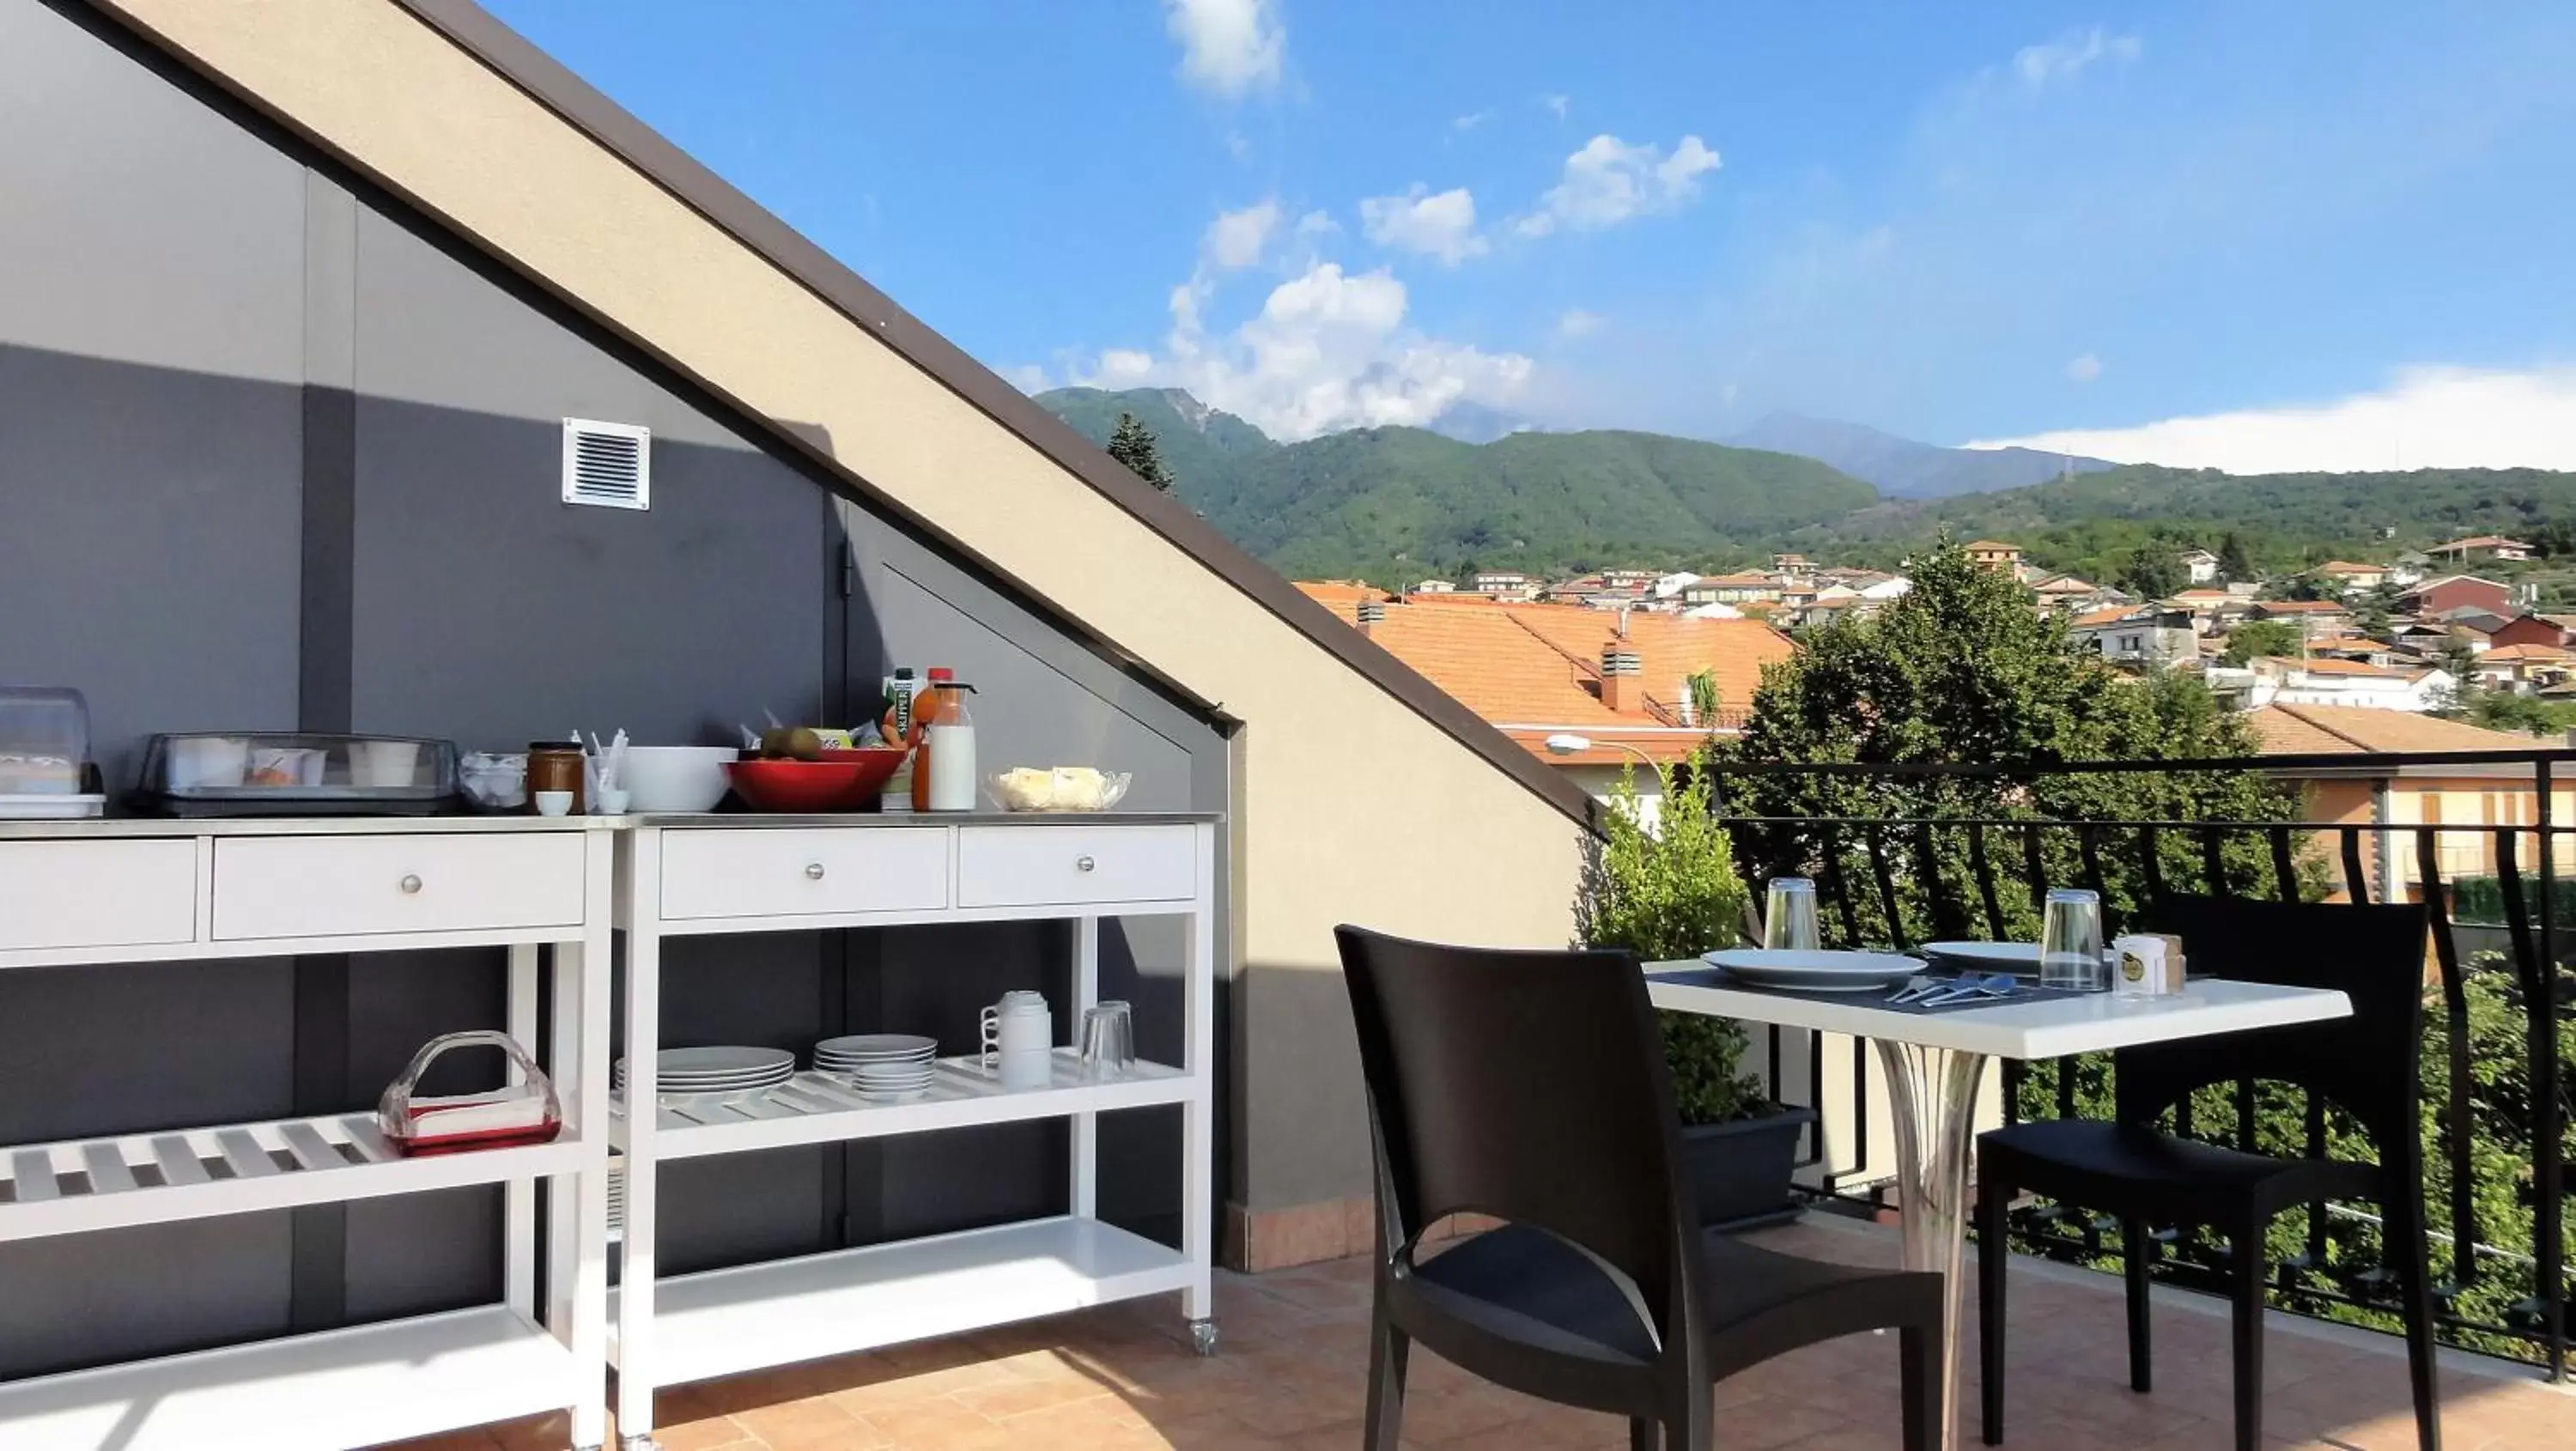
[1576,750,1765,1125]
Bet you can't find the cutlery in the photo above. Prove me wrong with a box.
[1923,973,2017,1007]
[1888,974,1940,1003]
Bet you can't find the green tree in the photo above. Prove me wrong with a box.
[2116,540,2187,600]
[1104,411,1174,492]
[1722,540,2300,945]
[2217,531,2256,583]
[2220,618,2304,665]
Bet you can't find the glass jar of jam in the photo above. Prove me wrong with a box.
[525,742,586,815]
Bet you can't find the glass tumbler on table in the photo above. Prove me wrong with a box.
[2041,887,2105,991]
[1764,877,1821,952]
[1078,1000,1136,1078]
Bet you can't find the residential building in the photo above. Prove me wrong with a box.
[1601,567,1660,590]
[1411,578,1457,594]
[2248,703,2563,902]
[2032,573,2105,610]
[2169,587,2253,634]
[2314,560,2391,593]
[2401,574,2514,619]
[1700,569,1783,604]
[1467,569,1537,600]
[1771,551,1814,575]
[2178,547,2221,584]
[2388,550,2433,586]
[1301,586,1794,823]
[2430,534,2536,563]
[1963,539,2024,574]
[2251,598,2353,634]
[2247,657,2453,712]
[1856,574,1914,601]
[2468,643,2575,695]
[2483,612,2575,650]
[2070,605,2196,670]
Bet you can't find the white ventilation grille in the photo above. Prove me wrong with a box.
[562,419,650,510]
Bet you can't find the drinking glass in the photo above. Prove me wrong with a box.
[1079,1001,1136,1078]
[2041,888,2105,991]
[1764,877,1821,952]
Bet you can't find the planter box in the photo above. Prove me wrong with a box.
[1682,1103,1818,1232]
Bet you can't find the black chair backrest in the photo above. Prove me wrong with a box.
[1335,926,1696,1333]
[2121,896,2429,1164]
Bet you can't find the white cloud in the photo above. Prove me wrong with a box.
[2012,27,2141,89]
[1002,362,1051,393]
[1540,93,1571,120]
[1452,111,1490,133]
[1514,134,1722,237]
[1556,308,1606,339]
[2065,353,2103,382]
[1202,198,1283,270]
[1066,262,1536,440]
[1965,365,2576,473]
[1359,185,1488,266]
[1164,0,1283,96]
[1293,209,1338,241]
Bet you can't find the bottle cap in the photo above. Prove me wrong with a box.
[894,667,914,680]
[927,667,955,682]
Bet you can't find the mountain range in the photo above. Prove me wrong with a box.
[1724,413,2115,500]
[1035,387,2576,586]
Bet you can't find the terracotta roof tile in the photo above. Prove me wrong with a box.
[2476,644,2572,663]
[2248,704,2542,755]
[2257,600,2348,613]
[1302,595,1795,756]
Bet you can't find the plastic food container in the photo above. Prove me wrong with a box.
[0,686,100,818]
[378,1030,562,1157]
[986,767,1133,812]
[132,732,461,817]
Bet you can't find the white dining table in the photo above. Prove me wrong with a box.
[1643,962,2353,1451]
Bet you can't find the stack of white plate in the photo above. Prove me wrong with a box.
[814,1034,938,1102]
[615,1046,794,1099]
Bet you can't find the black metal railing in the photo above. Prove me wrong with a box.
[1699,748,2573,1376]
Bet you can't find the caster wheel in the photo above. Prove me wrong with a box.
[1189,1319,1219,1357]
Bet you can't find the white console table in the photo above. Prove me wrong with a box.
[0,817,616,1451]
[607,813,1218,1450]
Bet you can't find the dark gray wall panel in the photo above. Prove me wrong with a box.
[347,213,827,750]
[0,1217,291,1381]
[0,1,302,384]
[0,346,303,783]
[0,959,294,1142]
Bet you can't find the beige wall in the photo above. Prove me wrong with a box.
[106,0,1589,1219]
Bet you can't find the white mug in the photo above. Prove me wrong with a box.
[981,993,1051,1084]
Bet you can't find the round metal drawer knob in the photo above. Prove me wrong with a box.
[805,862,828,880]
[1076,855,1097,872]
[399,874,423,895]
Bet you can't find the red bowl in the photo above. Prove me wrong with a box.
[724,750,908,812]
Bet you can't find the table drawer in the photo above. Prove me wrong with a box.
[658,829,950,920]
[957,825,1196,909]
[212,834,586,941]
[0,839,198,953]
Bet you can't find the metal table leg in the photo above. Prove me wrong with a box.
[1872,1040,1991,1451]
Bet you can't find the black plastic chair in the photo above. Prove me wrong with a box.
[1336,925,1947,1451]
[1974,897,2440,1451]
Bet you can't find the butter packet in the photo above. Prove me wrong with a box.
[2112,933,2185,996]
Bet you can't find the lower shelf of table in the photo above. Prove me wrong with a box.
[0,1111,589,1240]
[0,1305,580,1451]
[609,1216,1196,1388]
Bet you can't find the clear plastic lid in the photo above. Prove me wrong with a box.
[0,687,90,796]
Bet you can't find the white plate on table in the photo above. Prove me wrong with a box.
[1920,941,2040,973]
[1698,949,1924,993]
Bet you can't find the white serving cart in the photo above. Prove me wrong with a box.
[610,813,1219,1450]
[0,817,616,1451]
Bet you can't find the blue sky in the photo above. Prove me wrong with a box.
[483,1,2576,469]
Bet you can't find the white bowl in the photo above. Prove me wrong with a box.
[618,746,738,812]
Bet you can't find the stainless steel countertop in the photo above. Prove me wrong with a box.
[0,810,1221,839]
